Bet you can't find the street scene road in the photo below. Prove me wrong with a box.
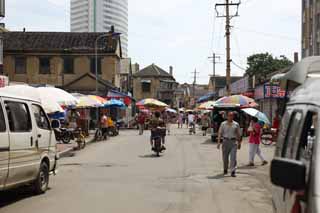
[0,127,274,213]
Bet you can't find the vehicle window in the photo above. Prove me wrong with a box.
[0,102,6,132]
[5,101,32,132]
[32,104,50,130]
[297,112,317,179]
[281,111,303,158]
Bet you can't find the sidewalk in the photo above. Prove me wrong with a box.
[57,135,95,158]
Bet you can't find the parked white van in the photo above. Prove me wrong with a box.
[0,91,58,194]
[270,56,320,212]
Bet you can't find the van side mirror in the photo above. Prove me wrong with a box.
[270,158,306,191]
[51,120,60,129]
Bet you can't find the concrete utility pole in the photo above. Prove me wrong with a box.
[215,0,240,96]
[191,69,199,100]
[208,53,221,94]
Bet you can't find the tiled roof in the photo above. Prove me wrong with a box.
[134,64,174,79]
[2,31,120,54]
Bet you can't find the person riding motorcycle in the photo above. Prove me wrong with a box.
[149,111,166,151]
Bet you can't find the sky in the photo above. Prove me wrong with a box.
[4,0,301,84]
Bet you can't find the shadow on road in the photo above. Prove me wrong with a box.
[139,154,161,158]
[207,174,225,179]
[0,187,51,208]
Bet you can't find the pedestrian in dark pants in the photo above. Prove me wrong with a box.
[217,112,241,177]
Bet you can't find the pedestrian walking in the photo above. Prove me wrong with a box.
[163,111,171,135]
[217,112,241,177]
[178,112,183,128]
[201,113,211,136]
[248,117,268,166]
[137,112,146,135]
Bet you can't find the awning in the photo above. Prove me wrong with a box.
[141,79,151,83]
[107,90,134,105]
[271,56,320,84]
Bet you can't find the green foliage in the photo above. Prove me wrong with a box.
[246,53,293,80]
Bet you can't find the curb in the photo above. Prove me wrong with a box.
[58,137,96,159]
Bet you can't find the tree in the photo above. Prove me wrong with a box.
[245,53,293,81]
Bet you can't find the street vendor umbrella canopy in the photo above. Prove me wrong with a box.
[72,93,102,108]
[37,87,78,106]
[136,98,168,108]
[198,101,216,110]
[104,99,126,108]
[88,95,107,105]
[215,95,258,108]
[0,85,64,114]
[241,108,271,125]
[166,108,177,113]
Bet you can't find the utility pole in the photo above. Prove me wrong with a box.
[191,69,199,106]
[208,53,221,95]
[215,0,240,96]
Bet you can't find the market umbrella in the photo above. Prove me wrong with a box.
[88,95,107,105]
[37,87,78,106]
[241,108,271,125]
[104,99,126,108]
[166,108,177,113]
[72,93,102,108]
[136,98,168,108]
[0,85,64,114]
[197,101,216,110]
[215,95,257,108]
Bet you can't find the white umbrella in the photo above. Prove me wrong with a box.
[166,108,177,113]
[37,87,78,106]
[0,85,64,114]
[241,108,271,125]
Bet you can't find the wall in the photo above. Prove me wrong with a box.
[4,54,120,89]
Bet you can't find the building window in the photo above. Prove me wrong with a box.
[63,57,74,74]
[141,82,151,92]
[15,57,26,74]
[90,57,102,75]
[39,57,51,74]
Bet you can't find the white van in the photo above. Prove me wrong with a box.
[0,91,58,194]
[270,56,320,212]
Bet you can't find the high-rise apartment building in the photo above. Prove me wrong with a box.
[302,0,320,57]
[71,0,128,56]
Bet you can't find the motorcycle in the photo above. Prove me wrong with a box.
[53,128,74,144]
[151,127,166,157]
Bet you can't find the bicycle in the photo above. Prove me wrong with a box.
[261,128,278,145]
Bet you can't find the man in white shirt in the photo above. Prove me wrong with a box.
[188,112,195,133]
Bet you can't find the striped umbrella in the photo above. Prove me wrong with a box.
[197,101,216,110]
[88,95,107,105]
[215,95,257,108]
[136,98,168,108]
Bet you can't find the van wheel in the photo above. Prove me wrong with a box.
[33,162,49,194]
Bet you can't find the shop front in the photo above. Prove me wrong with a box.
[254,83,286,122]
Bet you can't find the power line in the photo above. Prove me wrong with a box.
[231,61,247,71]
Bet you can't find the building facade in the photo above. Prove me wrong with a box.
[133,64,177,105]
[302,0,320,57]
[71,0,128,56]
[2,31,123,95]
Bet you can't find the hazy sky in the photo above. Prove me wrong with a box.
[4,0,301,84]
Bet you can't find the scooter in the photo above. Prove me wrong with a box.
[151,127,166,157]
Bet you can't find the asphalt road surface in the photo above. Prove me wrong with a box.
[0,127,274,213]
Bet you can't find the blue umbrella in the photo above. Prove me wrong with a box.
[104,99,126,108]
